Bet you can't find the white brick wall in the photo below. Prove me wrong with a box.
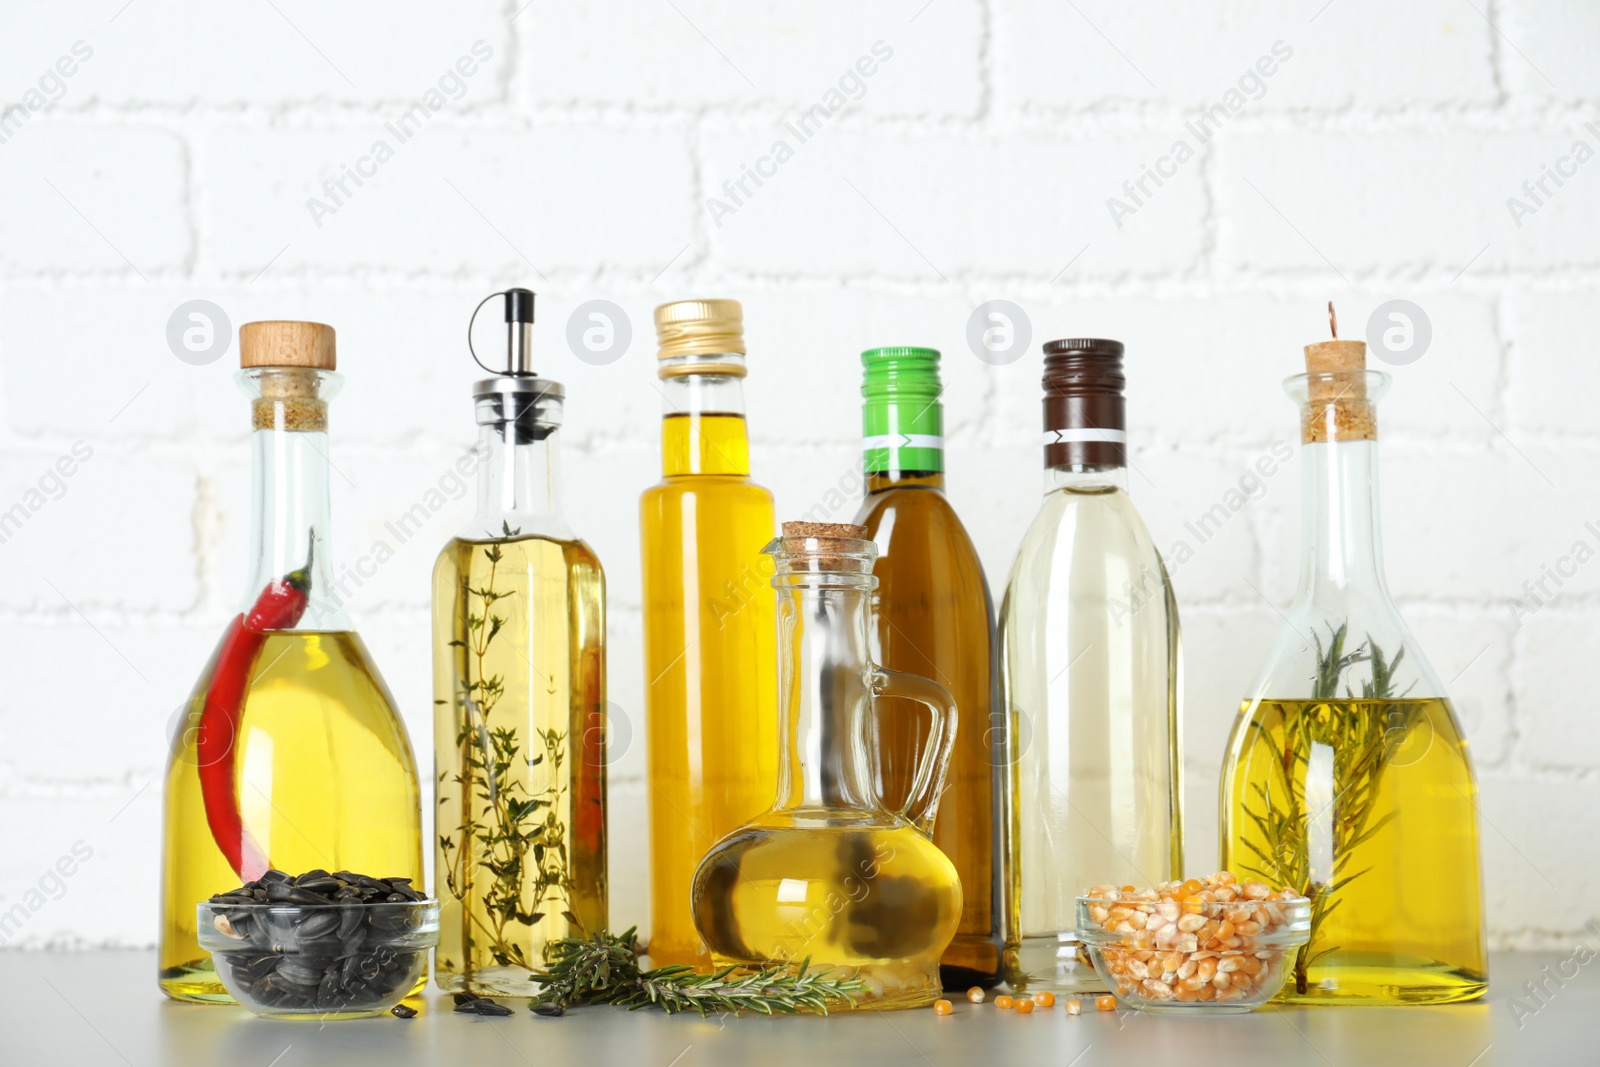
[0,0,1594,954]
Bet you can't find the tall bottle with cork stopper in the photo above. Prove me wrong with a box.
[641,299,778,966]
[1220,307,1486,1003]
[160,321,423,1002]
[432,289,607,994]
[997,338,1183,993]
[851,346,1002,988]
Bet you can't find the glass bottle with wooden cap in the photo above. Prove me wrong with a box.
[640,299,778,966]
[691,522,962,1010]
[998,338,1183,993]
[1220,307,1486,1003]
[851,346,1002,988]
[432,289,607,995]
[159,321,423,1002]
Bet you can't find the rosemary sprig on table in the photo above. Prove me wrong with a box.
[528,928,863,1016]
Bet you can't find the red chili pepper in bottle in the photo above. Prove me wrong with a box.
[195,547,314,881]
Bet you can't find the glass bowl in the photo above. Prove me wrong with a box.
[1075,894,1310,1014]
[198,899,438,1019]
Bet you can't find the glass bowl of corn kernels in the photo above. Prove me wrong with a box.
[1075,872,1310,1014]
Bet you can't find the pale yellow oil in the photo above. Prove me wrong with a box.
[1221,697,1488,1004]
[641,412,778,966]
[692,817,963,1009]
[432,534,607,995]
[159,631,423,1002]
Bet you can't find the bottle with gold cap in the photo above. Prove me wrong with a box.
[641,298,778,967]
[159,321,423,1002]
[1220,310,1485,1003]
[432,289,607,994]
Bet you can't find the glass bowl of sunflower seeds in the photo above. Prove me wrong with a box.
[198,870,438,1019]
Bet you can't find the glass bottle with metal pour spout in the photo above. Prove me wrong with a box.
[160,321,423,1002]
[691,522,962,1011]
[998,338,1183,994]
[432,289,607,996]
[851,346,1002,988]
[1219,317,1486,1004]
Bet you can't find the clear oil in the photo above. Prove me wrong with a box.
[159,631,423,1002]
[999,479,1182,992]
[692,815,963,1009]
[641,412,778,966]
[432,534,607,995]
[1221,696,1488,1004]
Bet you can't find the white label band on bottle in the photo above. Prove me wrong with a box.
[863,434,944,451]
[1042,428,1127,445]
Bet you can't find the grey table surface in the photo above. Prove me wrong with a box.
[0,951,1592,1067]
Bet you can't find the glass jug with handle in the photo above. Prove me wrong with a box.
[691,522,963,1010]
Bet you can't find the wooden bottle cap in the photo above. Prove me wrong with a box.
[240,321,337,370]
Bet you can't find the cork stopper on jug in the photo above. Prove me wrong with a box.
[1300,303,1376,444]
[770,521,876,575]
[240,320,337,433]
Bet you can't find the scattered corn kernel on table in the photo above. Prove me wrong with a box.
[3,952,1589,1066]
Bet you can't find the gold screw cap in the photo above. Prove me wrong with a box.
[653,298,746,377]
[240,320,337,370]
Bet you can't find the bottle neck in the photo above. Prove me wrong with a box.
[773,578,877,814]
[866,469,945,493]
[245,427,347,628]
[1046,463,1128,493]
[1294,440,1389,600]
[660,372,750,477]
[467,422,569,539]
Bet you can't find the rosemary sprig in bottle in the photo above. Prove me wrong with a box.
[528,928,864,1016]
[1237,622,1418,994]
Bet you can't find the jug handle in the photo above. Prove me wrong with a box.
[870,667,958,838]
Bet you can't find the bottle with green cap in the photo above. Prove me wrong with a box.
[852,346,1003,989]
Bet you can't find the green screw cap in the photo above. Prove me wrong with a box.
[861,347,943,474]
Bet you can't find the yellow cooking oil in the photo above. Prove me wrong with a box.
[159,631,423,1002]
[1220,696,1488,1004]
[432,534,607,994]
[693,817,962,1007]
[641,411,778,967]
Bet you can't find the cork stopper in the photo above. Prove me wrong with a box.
[1300,305,1376,443]
[241,321,336,432]
[775,521,873,572]
[654,299,747,377]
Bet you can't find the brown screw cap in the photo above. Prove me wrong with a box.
[240,321,336,371]
[1041,338,1126,469]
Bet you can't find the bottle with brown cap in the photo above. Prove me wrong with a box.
[690,522,962,1009]
[640,298,778,966]
[997,338,1182,994]
[1220,309,1487,1004]
[160,321,424,1003]
[431,290,608,995]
